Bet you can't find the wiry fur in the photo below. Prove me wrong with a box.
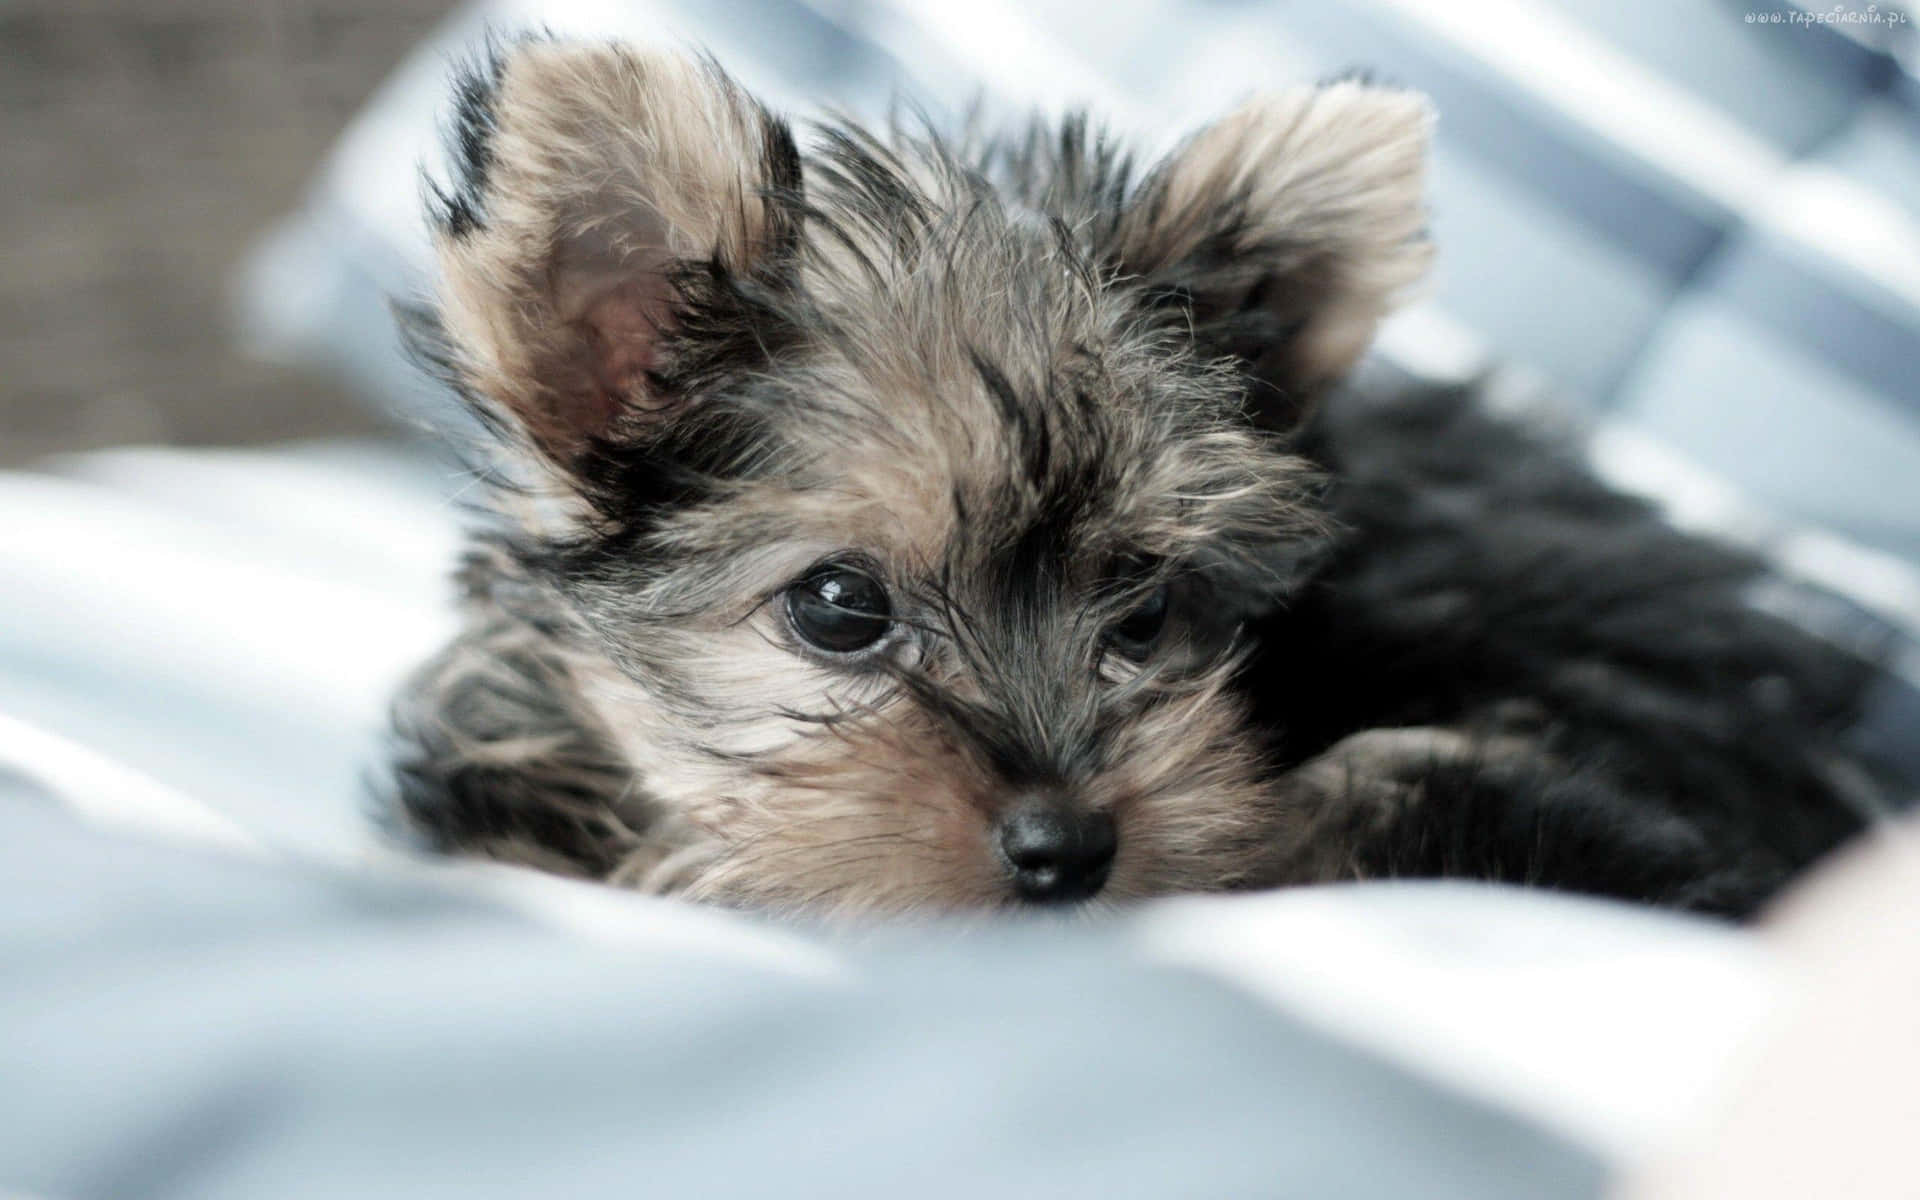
[388,37,1902,919]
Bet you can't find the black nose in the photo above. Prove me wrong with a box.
[997,799,1116,904]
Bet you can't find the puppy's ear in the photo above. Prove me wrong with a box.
[1118,82,1433,428]
[428,41,800,465]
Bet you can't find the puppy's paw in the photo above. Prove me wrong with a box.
[1269,725,1539,883]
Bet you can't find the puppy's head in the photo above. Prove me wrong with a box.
[417,40,1431,915]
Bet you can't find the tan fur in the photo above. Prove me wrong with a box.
[586,660,1290,916]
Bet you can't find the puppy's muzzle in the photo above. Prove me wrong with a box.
[997,794,1116,904]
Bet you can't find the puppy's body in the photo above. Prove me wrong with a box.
[1254,375,1882,912]
[389,40,1896,918]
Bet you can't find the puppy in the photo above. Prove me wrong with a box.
[388,38,1896,918]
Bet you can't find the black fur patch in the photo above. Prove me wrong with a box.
[1244,374,1893,912]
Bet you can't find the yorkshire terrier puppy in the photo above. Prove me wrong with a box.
[389,37,1898,918]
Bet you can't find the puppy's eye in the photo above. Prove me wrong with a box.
[1106,584,1169,661]
[786,564,893,654]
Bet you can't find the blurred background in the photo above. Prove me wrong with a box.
[2,0,1917,850]
[0,0,442,463]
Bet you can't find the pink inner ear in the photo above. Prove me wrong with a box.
[580,274,676,419]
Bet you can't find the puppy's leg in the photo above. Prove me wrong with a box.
[1269,725,1494,882]
[1266,725,1781,913]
